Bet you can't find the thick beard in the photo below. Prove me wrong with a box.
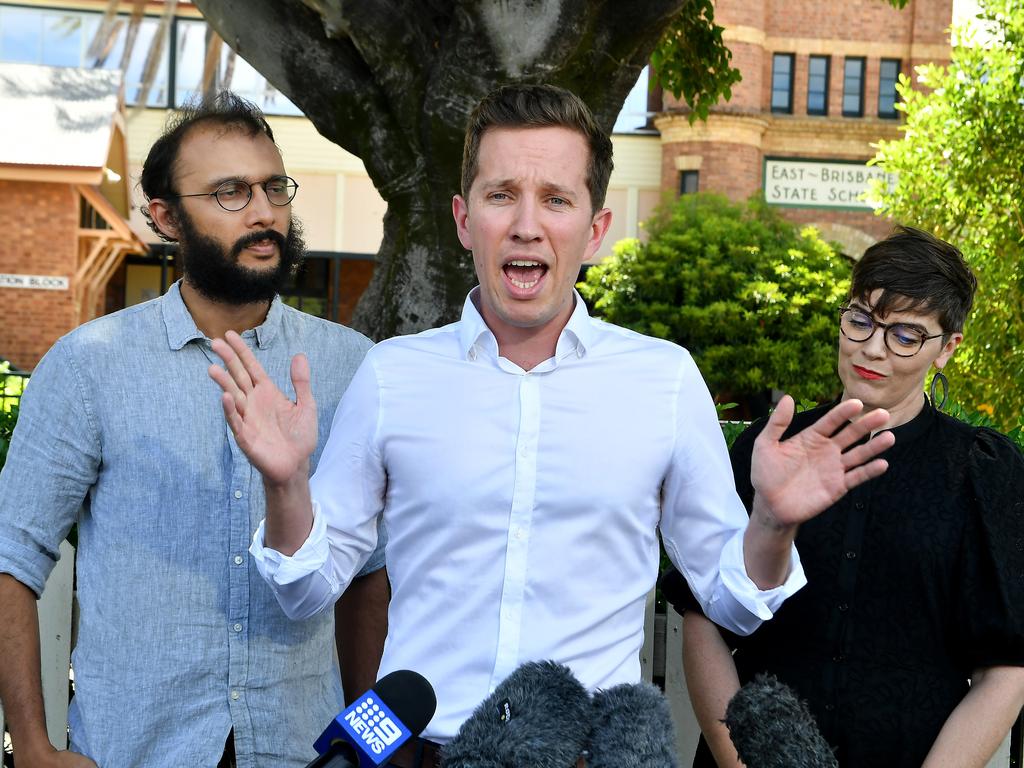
[175,207,306,306]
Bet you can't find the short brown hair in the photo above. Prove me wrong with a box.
[851,225,977,333]
[461,84,614,213]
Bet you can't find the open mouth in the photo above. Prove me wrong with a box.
[502,259,548,290]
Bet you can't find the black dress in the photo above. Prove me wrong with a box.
[662,401,1024,768]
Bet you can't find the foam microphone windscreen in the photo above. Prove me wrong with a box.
[441,660,591,768]
[725,674,838,768]
[586,682,679,768]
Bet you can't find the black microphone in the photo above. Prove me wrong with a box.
[586,682,679,768]
[441,660,591,768]
[724,674,837,768]
[306,669,437,768]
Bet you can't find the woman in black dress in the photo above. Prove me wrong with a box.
[663,226,1024,767]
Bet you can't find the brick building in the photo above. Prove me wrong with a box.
[0,62,145,369]
[655,0,953,257]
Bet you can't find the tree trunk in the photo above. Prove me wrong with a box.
[193,0,684,339]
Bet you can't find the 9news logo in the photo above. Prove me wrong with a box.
[342,695,407,756]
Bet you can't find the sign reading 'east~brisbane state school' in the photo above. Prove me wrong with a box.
[764,159,897,209]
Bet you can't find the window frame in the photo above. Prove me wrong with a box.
[0,5,301,115]
[806,55,830,116]
[679,170,699,196]
[878,58,901,119]
[842,56,866,118]
[770,52,796,114]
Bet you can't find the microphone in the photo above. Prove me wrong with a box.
[586,682,679,768]
[441,660,591,768]
[306,669,437,768]
[724,674,837,768]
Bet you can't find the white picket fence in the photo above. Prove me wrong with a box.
[1,550,1014,766]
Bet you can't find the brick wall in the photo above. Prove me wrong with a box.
[0,180,79,370]
[661,141,762,201]
[657,0,951,251]
[760,0,943,44]
[779,207,894,246]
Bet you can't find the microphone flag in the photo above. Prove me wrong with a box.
[313,669,436,767]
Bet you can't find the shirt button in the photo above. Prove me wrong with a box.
[513,527,524,541]
[844,550,857,559]
[234,490,243,499]
[233,623,243,632]
[838,602,849,612]
[468,348,477,361]
[824,703,835,712]
[854,502,864,510]
[833,654,845,663]
[519,445,528,457]
[231,690,240,701]
[234,555,244,565]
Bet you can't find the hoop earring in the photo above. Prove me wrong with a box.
[930,370,949,411]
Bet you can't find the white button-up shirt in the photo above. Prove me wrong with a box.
[252,290,805,742]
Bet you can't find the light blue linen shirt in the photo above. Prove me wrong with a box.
[0,281,382,767]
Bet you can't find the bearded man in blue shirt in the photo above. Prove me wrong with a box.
[0,92,386,768]
[209,84,895,767]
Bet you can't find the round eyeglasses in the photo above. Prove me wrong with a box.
[839,307,946,357]
[170,176,299,212]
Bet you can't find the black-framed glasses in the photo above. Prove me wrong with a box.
[170,176,299,211]
[839,306,946,357]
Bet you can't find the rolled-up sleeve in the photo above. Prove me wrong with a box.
[0,341,100,596]
[251,352,387,619]
[659,353,804,636]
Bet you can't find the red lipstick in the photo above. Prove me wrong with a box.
[853,365,885,380]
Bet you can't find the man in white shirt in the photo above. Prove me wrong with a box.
[208,84,893,764]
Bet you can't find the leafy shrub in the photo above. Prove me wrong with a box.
[580,194,850,405]
[0,362,26,471]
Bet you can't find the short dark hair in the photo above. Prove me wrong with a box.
[461,84,614,213]
[850,225,977,333]
[140,91,276,241]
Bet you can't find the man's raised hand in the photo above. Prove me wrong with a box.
[208,330,317,487]
[751,395,895,530]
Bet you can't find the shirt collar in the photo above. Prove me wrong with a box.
[160,280,284,351]
[458,287,595,363]
[886,394,937,444]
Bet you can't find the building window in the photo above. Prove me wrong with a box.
[878,58,901,118]
[0,6,301,115]
[807,56,830,115]
[771,53,795,114]
[613,66,656,134]
[0,6,169,107]
[174,19,302,116]
[679,171,699,195]
[842,57,865,117]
